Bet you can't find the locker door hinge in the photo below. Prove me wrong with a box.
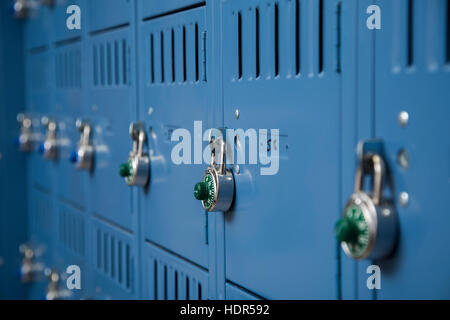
[202,31,207,82]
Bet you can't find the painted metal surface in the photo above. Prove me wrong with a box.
[221,0,341,299]
[137,5,210,268]
[370,0,450,299]
[0,0,449,300]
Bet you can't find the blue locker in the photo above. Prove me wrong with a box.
[53,41,86,209]
[26,50,55,193]
[138,5,210,268]
[87,26,136,231]
[2,0,449,301]
[370,0,450,299]
[221,0,341,299]
[339,0,378,300]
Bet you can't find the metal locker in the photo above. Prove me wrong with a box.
[221,0,342,299]
[26,49,55,193]
[87,26,137,231]
[53,41,86,209]
[138,5,210,268]
[369,0,450,299]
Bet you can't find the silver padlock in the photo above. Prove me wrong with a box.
[19,244,44,284]
[16,113,34,152]
[39,117,58,160]
[336,152,398,260]
[12,0,35,19]
[44,268,71,300]
[70,119,94,170]
[194,136,235,212]
[119,122,150,187]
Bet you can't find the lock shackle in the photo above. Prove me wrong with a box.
[45,119,57,140]
[354,153,385,206]
[209,137,226,174]
[81,124,91,146]
[137,129,146,156]
[76,120,91,146]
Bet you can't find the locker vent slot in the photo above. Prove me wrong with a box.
[55,47,81,89]
[95,225,134,292]
[58,207,85,257]
[195,23,200,82]
[230,0,330,80]
[183,26,187,81]
[150,258,205,300]
[146,8,205,86]
[92,39,128,87]
[160,31,165,83]
[318,0,324,73]
[256,7,261,77]
[274,3,280,76]
[407,0,414,67]
[335,1,342,73]
[447,0,450,64]
[295,0,300,75]
[171,28,176,82]
[145,242,208,300]
[238,11,243,79]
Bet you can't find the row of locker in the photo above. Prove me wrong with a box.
[2,0,450,299]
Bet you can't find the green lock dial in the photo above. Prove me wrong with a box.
[335,205,370,258]
[119,159,134,181]
[194,173,215,210]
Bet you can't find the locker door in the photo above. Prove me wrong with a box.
[370,0,450,299]
[138,6,209,268]
[27,50,55,193]
[54,41,86,209]
[87,26,136,231]
[222,0,342,299]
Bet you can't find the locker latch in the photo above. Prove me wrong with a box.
[70,119,94,170]
[335,140,398,260]
[119,122,150,187]
[38,117,58,160]
[194,136,234,212]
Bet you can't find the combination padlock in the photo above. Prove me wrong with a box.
[11,0,35,19]
[69,119,94,170]
[38,117,58,160]
[15,113,34,152]
[194,136,235,212]
[119,122,150,187]
[335,152,397,260]
[44,268,72,300]
[18,244,44,284]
